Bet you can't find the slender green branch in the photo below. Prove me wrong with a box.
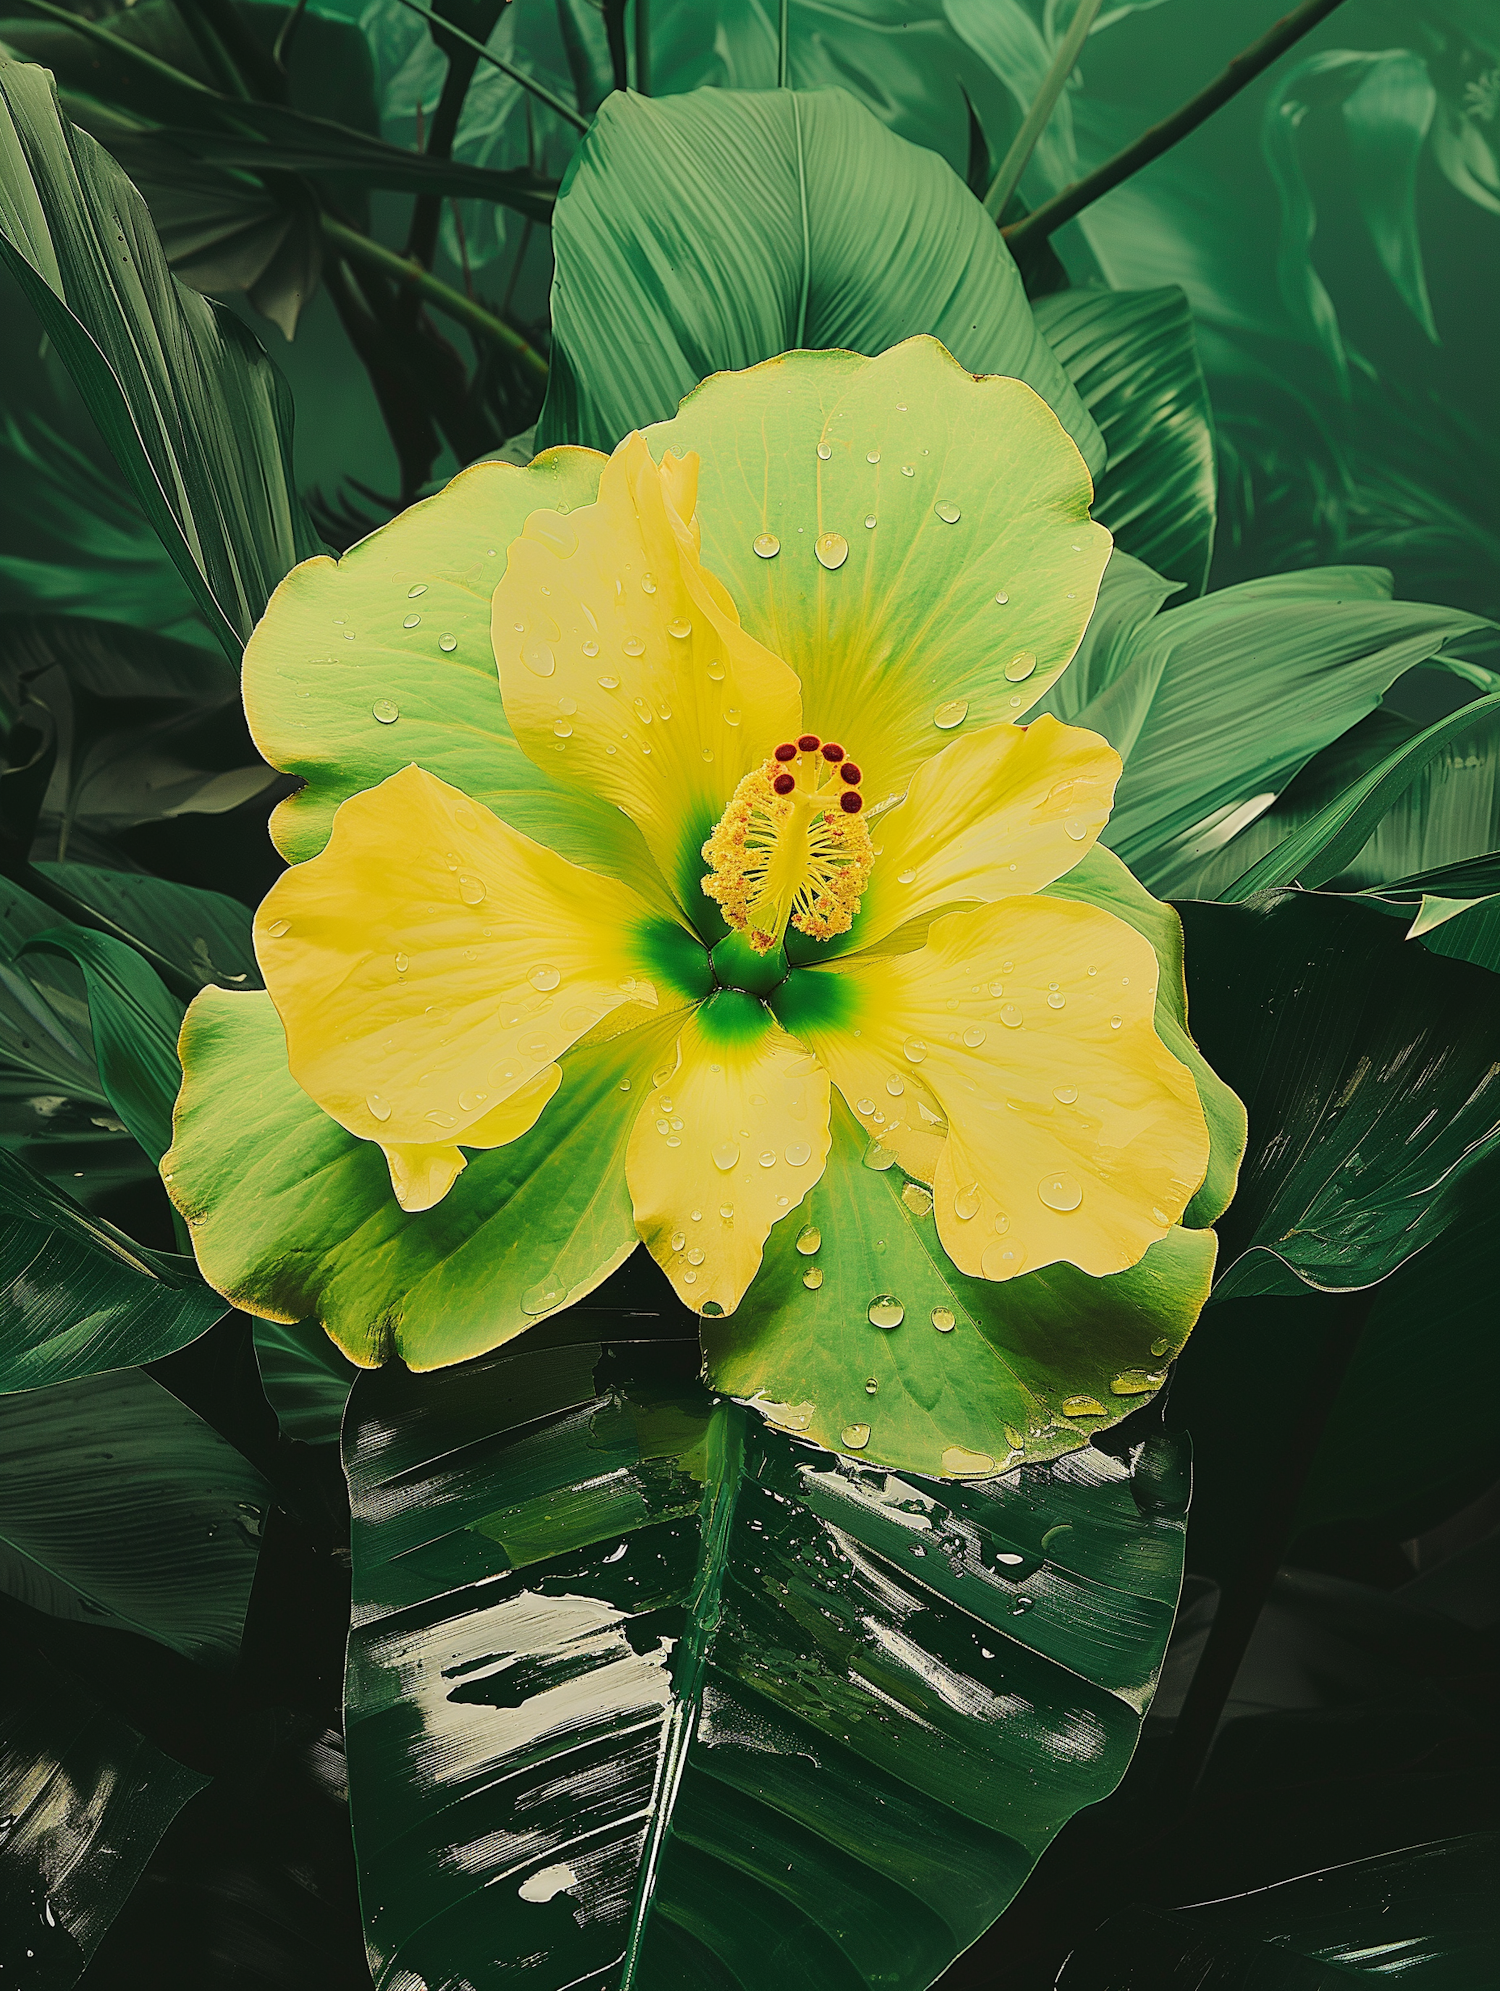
[322,214,548,382]
[387,0,590,131]
[777,0,789,89]
[1005,0,1352,250]
[13,0,219,102]
[984,0,1102,219]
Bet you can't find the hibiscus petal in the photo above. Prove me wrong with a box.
[492,432,802,919]
[254,764,707,1181]
[648,336,1112,808]
[792,895,1210,1281]
[377,1065,562,1213]
[626,991,830,1315]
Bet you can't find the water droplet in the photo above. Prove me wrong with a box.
[426,1109,458,1128]
[529,515,577,557]
[793,1224,822,1257]
[1150,1338,1171,1360]
[1053,1085,1078,1104]
[598,673,620,690]
[454,873,486,907]
[897,867,918,885]
[438,632,457,653]
[903,1036,927,1064]
[553,718,573,738]
[403,613,421,629]
[583,637,600,657]
[724,706,741,726]
[1000,1003,1023,1028]
[1039,1173,1083,1212]
[657,702,672,721]
[816,532,849,570]
[954,1182,982,1221]
[981,1240,1025,1277]
[403,585,426,601]
[641,574,657,594]
[842,1422,870,1450]
[855,1097,875,1116]
[1111,1370,1162,1396]
[902,1183,933,1217]
[994,591,1010,605]
[935,500,961,524]
[670,1230,686,1252]
[619,1080,631,1092]
[394,952,409,974]
[817,441,832,461]
[687,1247,704,1266]
[632,697,653,726]
[530,965,561,991]
[706,659,726,683]
[1065,817,1090,841]
[901,463,915,477]
[864,1142,897,1172]
[623,636,645,657]
[263,917,290,938]
[366,1092,391,1122]
[558,696,577,714]
[719,1203,734,1219]
[668,617,691,639]
[931,1305,956,1332]
[713,1142,740,1171]
[372,699,400,724]
[885,1075,905,1098]
[757,1150,776,1168]
[1004,651,1037,683]
[962,1025,987,1049]
[933,698,969,730]
[1110,1014,1123,1030]
[862,1378,880,1399]
[868,1295,905,1330]
[522,639,555,677]
[785,1141,812,1167]
[864,514,877,529]
[1062,1395,1105,1418]
[803,1265,824,1289]
[1047,990,1065,1010]
[753,532,781,559]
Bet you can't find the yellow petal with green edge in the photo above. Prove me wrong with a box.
[242,446,673,916]
[164,988,682,1369]
[789,894,1209,1282]
[842,715,1120,955]
[492,432,803,916]
[702,1098,1217,1478]
[647,337,1112,806]
[1042,843,1246,1230]
[255,763,707,1161]
[625,990,830,1316]
[378,1064,561,1213]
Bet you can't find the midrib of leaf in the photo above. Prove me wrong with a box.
[618,1399,746,1989]
[791,93,810,351]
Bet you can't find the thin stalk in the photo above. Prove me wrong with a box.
[321,215,548,383]
[633,0,649,95]
[13,0,219,104]
[777,0,788,88]
[165,0,251,99]
[1151,1286,1377,1821]
[386,0,590,131]
[272,0,311,72]
[984,0,1102,219]
[1006,0,1352,250]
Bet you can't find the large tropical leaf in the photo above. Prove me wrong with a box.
[537,86,1102,472]
[0,872,110,1143]
[0,58,320,655]
[0,1364,267,1663]
[1057,1834,1496,1987]
[0,1637,208,1984]
[0,1147,222,1392]
[1177,890,1500,1300]
[30,861,258,995]
[344,1318,1190,1991]
[1033,286,1217,596]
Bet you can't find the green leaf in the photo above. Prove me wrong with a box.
[1177,890,1500,1300]
[537,87,1102,472]
[344,1323,1190,1990]
[0,872,110,1142]
[1344,50,1439,344]
[252,1314,359,1445]
[0,1364,268,1664]
[1034,286,1217,596]
[1032,568,1490,894]
[22,928,184,1163]
[0,1638,208,1981]
[0,58,320,654]
[1057,1834,1496,1987]
[31,862,258,994]
[0,1145,221,1392]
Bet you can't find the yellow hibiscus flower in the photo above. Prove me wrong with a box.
[164,337,1244,1476]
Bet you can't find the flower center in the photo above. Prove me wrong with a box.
[701,734,873,953]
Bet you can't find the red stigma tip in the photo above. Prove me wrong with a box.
[797,733,821,752]
[772,771,796,795]
[821,741,845,761]
[839,790,864,814]
[839,761,861,784]
[773,742,797,762]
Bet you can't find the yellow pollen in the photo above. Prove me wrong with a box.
[701,750,874,952]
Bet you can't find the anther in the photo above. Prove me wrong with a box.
[772,772,796,795]
[821,741,845,761]
[774,742,798,762]
[840,791,864,813]
[797,734,821,752]
[840,761,861,784]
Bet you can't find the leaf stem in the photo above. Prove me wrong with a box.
[777,0,789,89]
[1005,0,1352,250]
[386,0,590,132]
[984,0,1102,220]
[321,215,548,381]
